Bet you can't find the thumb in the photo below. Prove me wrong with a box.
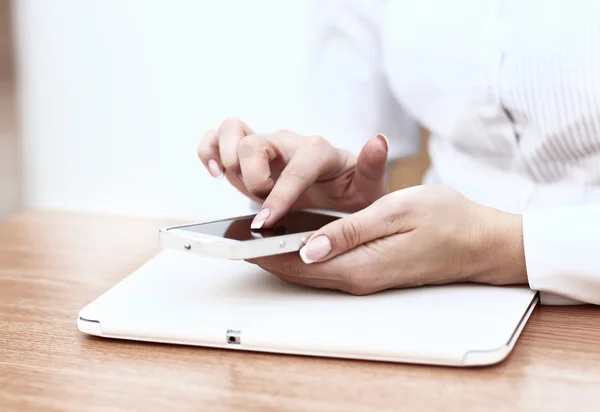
[299,192,414,264]
[352,134,389,201]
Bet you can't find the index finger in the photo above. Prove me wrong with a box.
[251,136,338,229]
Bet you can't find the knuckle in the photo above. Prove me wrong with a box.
[265,191,290,207]
[220,155,239,171]
[236,135,262,158]
[221,116,242,128]
[341,271,370,296]
[281,165,307,182]
[196,142,210,161]
[384,209,409,234]
[339,222,362,248]
[346,285,371,296]
[245,179,273,198]
[378,193,415,222]
[380,191,405,209]
[279,259,302,277]
[307,134,327,147]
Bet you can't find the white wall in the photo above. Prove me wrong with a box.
[14,0,321,220]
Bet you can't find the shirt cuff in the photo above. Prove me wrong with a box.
[523,205,600,305]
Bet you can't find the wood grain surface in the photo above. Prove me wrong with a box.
[1,210,600,412]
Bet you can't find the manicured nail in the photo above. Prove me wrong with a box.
[376,133,389,151]
[251,208,270,229]
[299,236,331,264]
[208,159,223,179]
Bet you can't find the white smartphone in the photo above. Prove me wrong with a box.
[159,209,342,260]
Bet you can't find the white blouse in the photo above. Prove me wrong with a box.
[312,0,600,305]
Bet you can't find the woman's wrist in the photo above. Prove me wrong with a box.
[471,209,528,285]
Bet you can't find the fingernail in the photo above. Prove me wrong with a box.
[238,173,244,182]
[251,208,270,229]
[376,133,389,151]
[299,236,331,264]
[208,159,223,179]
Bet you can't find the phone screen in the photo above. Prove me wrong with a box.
[174,211,339,241]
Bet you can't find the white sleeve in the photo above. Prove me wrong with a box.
[523,204,600,305]
[310,0,420,162]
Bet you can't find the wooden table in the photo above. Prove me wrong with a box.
[1,210,600,412]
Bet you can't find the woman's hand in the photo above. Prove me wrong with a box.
[197,118,389,228]
[249,185,528,295]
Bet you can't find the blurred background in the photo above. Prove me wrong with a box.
[0,0,18,220]
[0,0,428,223]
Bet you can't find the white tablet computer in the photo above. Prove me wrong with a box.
[78,250,538,367]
